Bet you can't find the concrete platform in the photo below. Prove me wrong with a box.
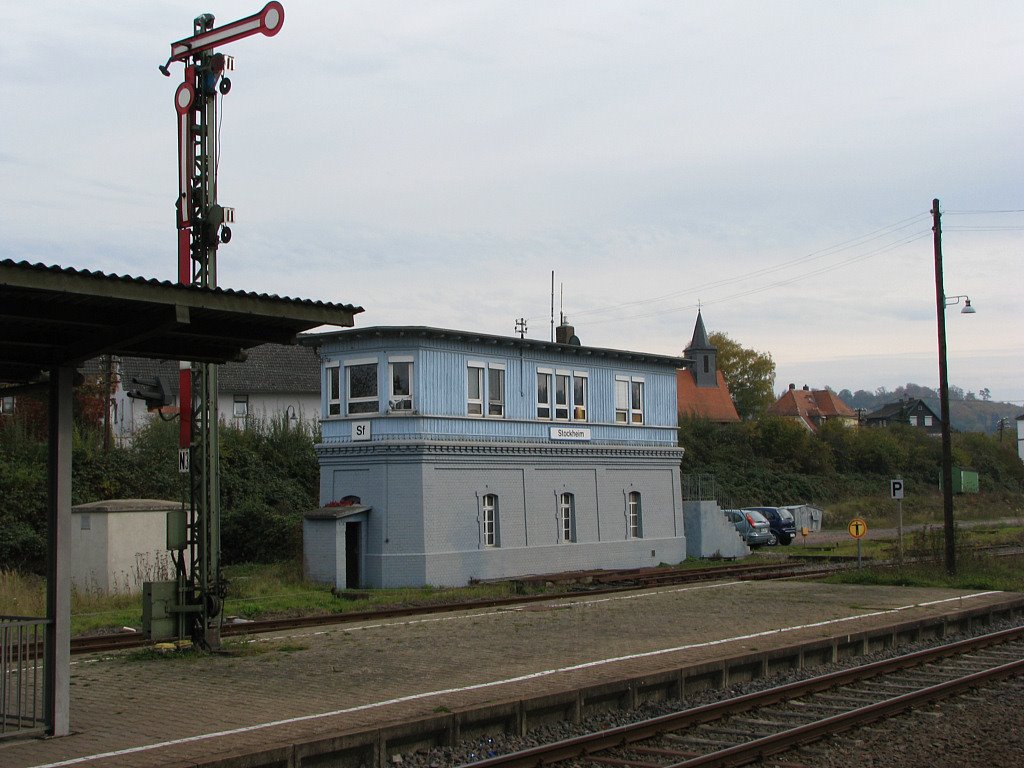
[3,580,1022,768]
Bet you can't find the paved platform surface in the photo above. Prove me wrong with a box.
[2,580,1021,768]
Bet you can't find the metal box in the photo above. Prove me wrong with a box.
[166,508,187,550]
[142,580,178,641]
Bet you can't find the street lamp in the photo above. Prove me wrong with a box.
[932,199,976,576]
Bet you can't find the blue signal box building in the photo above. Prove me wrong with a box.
[301,323,688,588]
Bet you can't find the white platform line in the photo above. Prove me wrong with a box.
[25,590,999,768]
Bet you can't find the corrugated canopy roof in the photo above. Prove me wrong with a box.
[0,260,362,387]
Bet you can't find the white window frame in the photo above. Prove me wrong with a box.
[346,358,379,416]
[615,375,645,424]
[487,364,506,417]
[923,415,933,427]
[554,371,571,421]
[467,362,506,418]
[388,356,413,412]
[232,393,249,419]
[572,371,588,421]
[627,491,642,538]
[536,368,553,419]
[559,492,575,543]
[467,364,484,416]
[482,493,499,547]
[538,367,589,422]
[326,362,341,416]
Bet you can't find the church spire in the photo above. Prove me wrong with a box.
[686,309,713,353]
[685,310,718,388]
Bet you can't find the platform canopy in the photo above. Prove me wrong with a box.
[0,258,362,738]
[0,259,363,388]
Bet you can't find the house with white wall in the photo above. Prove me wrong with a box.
[302,323,690,588]
[87,343,322,440]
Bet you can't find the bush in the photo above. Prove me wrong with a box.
[0,407,320,572]
[679,414,1024,510]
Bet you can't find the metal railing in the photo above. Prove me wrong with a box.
[1,615,48,739]
[682,473,717,502]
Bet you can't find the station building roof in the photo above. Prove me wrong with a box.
[0,259,362,388]
[302,325,688,369]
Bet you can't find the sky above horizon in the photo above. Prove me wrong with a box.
[2,2,1021,403]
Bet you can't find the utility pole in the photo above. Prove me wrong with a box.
[932,198,956,577]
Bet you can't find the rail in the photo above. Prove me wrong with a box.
[682,473,717,501]
[1,615,49,739]
[459,624,1024,767]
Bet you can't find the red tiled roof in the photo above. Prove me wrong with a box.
[677,370,741,423]
[812,389,856,418]
[769,388,856,427]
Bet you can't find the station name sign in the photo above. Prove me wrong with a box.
[550,426,592,441]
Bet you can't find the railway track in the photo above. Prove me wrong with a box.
[457,625,1024,768]
[69,559,836,655]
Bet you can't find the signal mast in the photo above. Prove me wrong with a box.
[159,3,284,649]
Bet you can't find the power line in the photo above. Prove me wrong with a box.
[944,225,1024,231]
[557,213,931,323]
[573,224,930,326]
[944,209,1024,214]
[582,229,932,326]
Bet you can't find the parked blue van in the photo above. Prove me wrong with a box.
[743,506,797,545]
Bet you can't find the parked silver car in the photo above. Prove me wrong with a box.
[723,509,776,547]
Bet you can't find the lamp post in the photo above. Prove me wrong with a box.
[931,198,975,576]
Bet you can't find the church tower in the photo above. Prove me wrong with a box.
[685,310,718,388]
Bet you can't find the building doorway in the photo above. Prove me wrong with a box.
[345,521,361,589]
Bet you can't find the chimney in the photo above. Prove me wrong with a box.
[802,385,810,391]
[789,383,796,390]
[555,316,579,345]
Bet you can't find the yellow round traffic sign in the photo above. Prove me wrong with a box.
[848,518,868,539]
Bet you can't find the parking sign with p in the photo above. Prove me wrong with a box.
[890,479,904,499]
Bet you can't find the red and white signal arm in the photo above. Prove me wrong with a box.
[168,2,284,64]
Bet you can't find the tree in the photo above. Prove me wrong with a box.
[708,332,776,418]
[980,388,991,402]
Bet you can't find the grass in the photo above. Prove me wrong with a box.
[0,561,542,636]
[825,524,1024,592]
[828,552,1024,593]
[822,490,1024,531]
[4,505,1022,636]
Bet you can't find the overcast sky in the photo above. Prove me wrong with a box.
[2,1,1021,402]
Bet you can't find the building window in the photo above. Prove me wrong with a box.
[468,365,484,416]
[326,364,341,416]
[488,367,505,417]
[703,355,709,374]
[233,394,249,418]
[468,363,506,418]
[572,373,588,421]
[0,396,13,415]
[615,376,645,424]
[389,360,413,411]
[627,491,642,538]
[537,368,587,422]
[923,415,933,427]
[537,370,552,419]
[554,373,570,420]
[482,493,499,547]
[559,492,576,542]
[347,362,379,415]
